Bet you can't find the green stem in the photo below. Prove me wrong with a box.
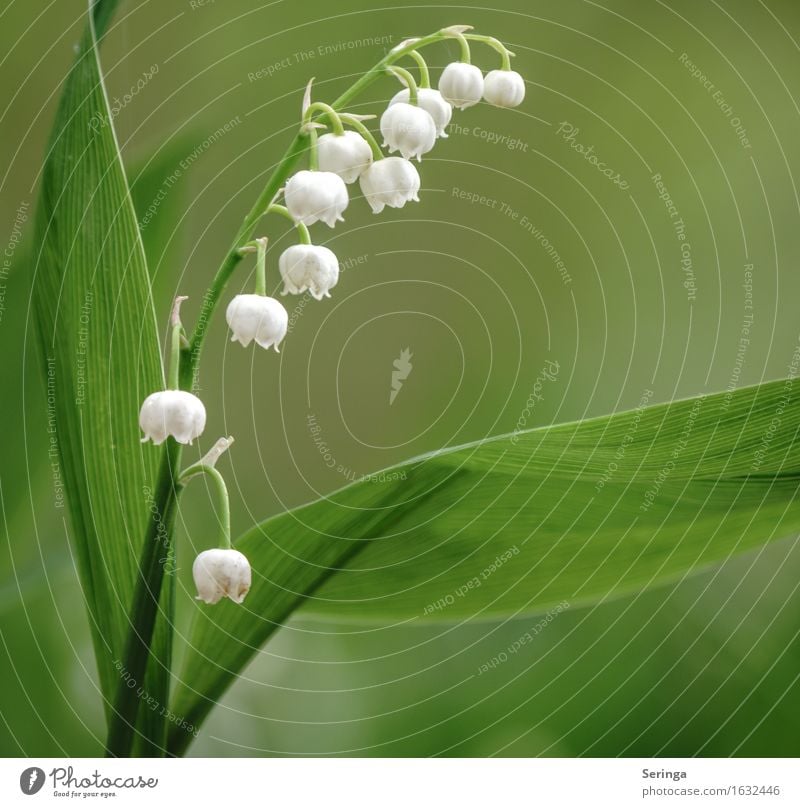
[178,464,231,549]
[105,437,183,757]
[303,101,345,135]
[466,34,513,70]
[308,126,319,170]
[268,204,311,244]
[254,237,267,296]
[388,65,418,104]
[168,295,187,390]
[168,324,181,389]
[340,114,384,161]
[452,31,472,63]
[406,50,430,88]
[327,29,453,110]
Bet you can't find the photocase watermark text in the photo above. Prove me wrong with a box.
[390,348,413,404]
[114,658,196,738]
[555,122,629,190]
[595,388,654,492]
[640,397,704,511]
[89,65,158,132]
[248,35,394,82]
[722,263,754,407]
[448,120,528,151]
[0,201,29,324]
[511,359,560,442]
[678,53,752,150]
[307,412,407,483]
[139,116,242,233]
[477,601,570,674]
[423,546,520,615]
[452,188,572,285]
[651,172,696,300]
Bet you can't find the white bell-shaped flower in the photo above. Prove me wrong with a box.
[438,62,484,110]
[193,548,252,605]
[359,157,420,214]
[226,294,288,351]
[317,130,373,183]
[379,102,436,161]
[389,88,452,138]
[284,169,348,227]
[483,69,525,108]
[279,244,339,300]
[139,390,206,446]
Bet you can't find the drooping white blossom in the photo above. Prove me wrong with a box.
[318,130,373,183]
[279,244,339,300]
[193,548,252,605]
[226,294,288,351]
[438,62,484,110]
[389,88,452,138]
[139,390,206,446]
[482,69,525,108]
[284,169,349,227]
[359,157,421,214]
[379,102,437,161]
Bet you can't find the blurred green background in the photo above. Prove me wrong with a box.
[3,0,800,756]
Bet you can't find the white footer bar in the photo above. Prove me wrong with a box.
[1,758,796,806]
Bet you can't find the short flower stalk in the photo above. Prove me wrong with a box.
[226,237,288,351]
[178,438,252,606]
[139,296,206,445]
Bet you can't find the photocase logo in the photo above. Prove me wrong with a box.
[389,348,413,404]
[19,767,45,795]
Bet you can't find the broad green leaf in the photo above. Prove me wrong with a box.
[33,0,171,751]
[169,378,800,753]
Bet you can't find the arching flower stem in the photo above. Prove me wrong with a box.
[406,50,431,88]
[387,65,419,104]
[308,125,320,170]
[446,29,472,63]
[466,33,514,70]
[339,114,384,161]
[303,101,346,135]
[168,295,187,389]
[178,463,232,550]
[254,237,268,296]
[267,204,312,244]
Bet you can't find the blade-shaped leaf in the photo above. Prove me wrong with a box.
[169,378,800,754]
[33,0,170,749]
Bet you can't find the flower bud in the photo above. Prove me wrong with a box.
[389,88,452,138]
[226,294,288,351]
[279,244,339,300]
[482,69,525,108]
[380,102,436,161]
[438,62,484,110]
[318,130,373,183]
[284,169,348,227]
[359,157,420,214]
[193,548,251,605]
[139,390,206,446]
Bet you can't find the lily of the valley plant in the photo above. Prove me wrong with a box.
[35,0,800,760]
[138,26,524,614]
